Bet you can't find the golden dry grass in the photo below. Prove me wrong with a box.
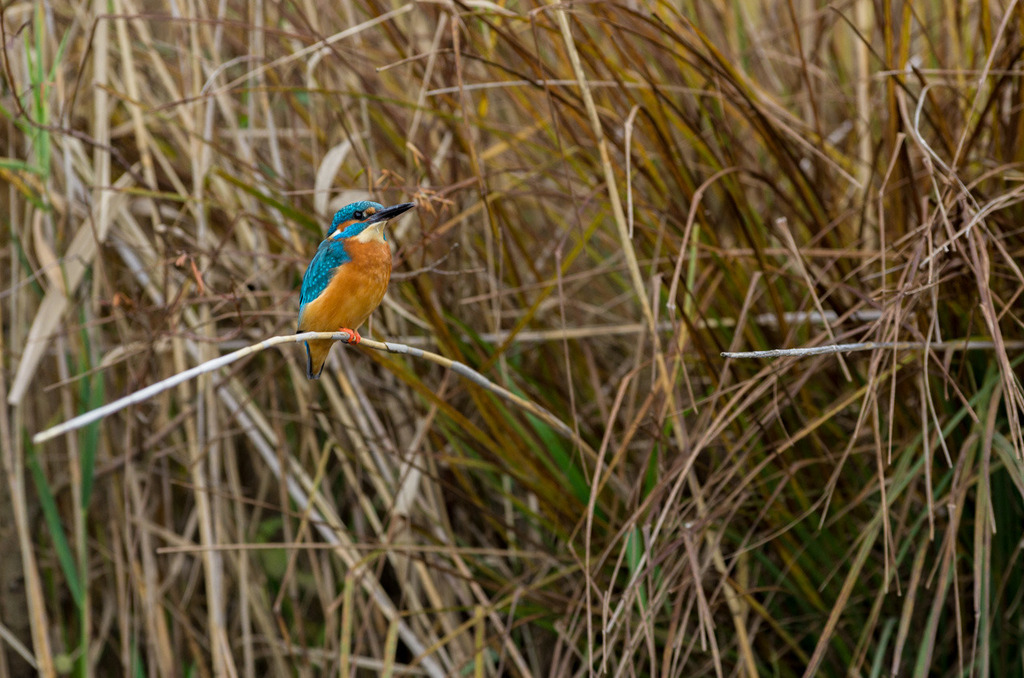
[2,1,1024,677]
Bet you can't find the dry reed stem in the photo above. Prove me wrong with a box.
[0,375,55,676]
[721,339,1020,359]
[33,331,582,445]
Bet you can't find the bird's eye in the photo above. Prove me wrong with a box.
[353,210,364,220]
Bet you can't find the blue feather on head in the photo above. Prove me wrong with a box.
[325,201,384,239]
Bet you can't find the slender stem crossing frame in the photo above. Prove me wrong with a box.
[32,332,578,445]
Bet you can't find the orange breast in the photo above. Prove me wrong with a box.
[297,240,392,334]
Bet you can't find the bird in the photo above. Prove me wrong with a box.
[297,200,415,379]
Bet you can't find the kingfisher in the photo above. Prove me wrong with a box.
[297,200,415,379]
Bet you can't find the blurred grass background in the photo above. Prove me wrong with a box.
[2,0,1024,676]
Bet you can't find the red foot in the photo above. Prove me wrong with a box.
[338,327,361,344]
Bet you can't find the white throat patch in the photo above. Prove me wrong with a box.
[350,222,386,244]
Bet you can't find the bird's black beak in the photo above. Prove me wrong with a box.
[365,202,415,224]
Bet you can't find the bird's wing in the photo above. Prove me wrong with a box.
[298,240,350,315]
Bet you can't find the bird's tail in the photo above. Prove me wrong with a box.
[304,340,333,380]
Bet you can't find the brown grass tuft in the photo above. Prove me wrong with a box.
[2,1,1023,676]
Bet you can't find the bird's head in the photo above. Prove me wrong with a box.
[326,200,415,243]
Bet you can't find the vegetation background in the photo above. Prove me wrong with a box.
[2,0,1023,676]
